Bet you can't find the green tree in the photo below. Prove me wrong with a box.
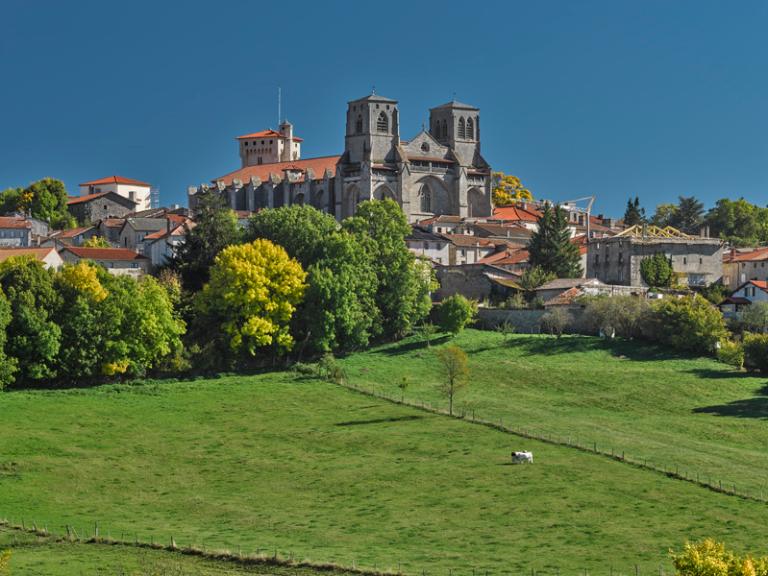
[644,294,727,356]
[0,289,17,390]
[195,239,307,360]
[0,187,24,215]
[436,345,469,416]
[651,203,679,228]
[53,262,117,383]
[541,307,571,338]
[0,178,76,228]
[581,295,650,338]
[0,257,61,384]
[640,253,675,288]
[248,205,379,354]
[527,203,582,278]
[173,189,243,292]
[672,196,705,234]
[436,294,477,335]
[343,199,431,338]
[623,196,645,226]
[519,266,556,291]
[739,302,768,333]
[705,198,768,246]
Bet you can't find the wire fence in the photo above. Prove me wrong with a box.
[0,516,679,576]
[339,381,768,505]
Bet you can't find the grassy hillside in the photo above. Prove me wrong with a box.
[0,526,352,575]
[343,330,768,497]
[1,366,768,574]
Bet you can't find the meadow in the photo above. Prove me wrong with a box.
[1,333,768,574]
[343,330,768,496]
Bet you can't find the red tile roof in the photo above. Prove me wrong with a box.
[68,192,110,205]
[0,216,31,230]
[237,129,304,143]
[0,247,57,263]
[62,247,148,261]
[747,280,768,290]
[443,234,498,248]
[479,248,530,266]
[79,175,151,187]
[491,204,542,223]
[725,247,768,262]
[102,218,125,228]
[215,155,340,186]
[55,226,94,239]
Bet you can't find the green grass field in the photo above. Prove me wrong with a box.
[342,330,768,497]
[0,526,351,575]
[1,332,768,574]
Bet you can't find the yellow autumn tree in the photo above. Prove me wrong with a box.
[672,539,768,576]
[0,549,10,576]
[82,235,111,248]
[57,261,108,302]
[197,239,307,357]
[492,172,533,207]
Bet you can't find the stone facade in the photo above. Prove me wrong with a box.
[189,93,493,223]
[67,191,138,224]
[587,235,724,286]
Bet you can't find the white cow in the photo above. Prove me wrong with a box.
[511,451,533,464]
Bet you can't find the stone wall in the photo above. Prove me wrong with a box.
[476,307,586,334]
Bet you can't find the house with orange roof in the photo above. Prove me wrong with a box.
[142,220,195,268]
[79,175,152,211]
[721,280,768,317]
[59,246,150,276]
[722,247,768,291]
[0,216,32,247]
[67,190,137,224]
[0,247,63,269]
[43,226,99,248]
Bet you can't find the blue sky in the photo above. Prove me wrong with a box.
[1,0,767,217]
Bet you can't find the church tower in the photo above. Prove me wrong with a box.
[429,100,480,166]
[344,93,400,164]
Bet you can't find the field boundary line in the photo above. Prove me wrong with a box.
[0,518,398,576]
[336,381,768,506]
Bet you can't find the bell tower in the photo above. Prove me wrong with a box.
[429,100,480,165]
[344,93,400,164]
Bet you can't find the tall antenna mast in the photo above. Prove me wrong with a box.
[277,86,281,125]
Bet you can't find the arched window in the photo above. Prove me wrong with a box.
[355,114,363,134]
[419,185,432,213]
[466,117,474,140]
[294,192,305,206]
[458,117,466,139]
[441,119,448,140]
[377,111,388,133]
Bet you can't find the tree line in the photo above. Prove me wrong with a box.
[624,195,768,246]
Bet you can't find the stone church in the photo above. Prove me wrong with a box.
[189,93,493,222]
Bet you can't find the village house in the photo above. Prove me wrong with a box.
[587,225,723,287]
[79,175,153,212]
[119,217,170,252]
[416,215,471,235]
[142,221,195,268]
[43,226,99,248]
[67,190,138,224]
[0,247,63,269]
[444,234,500,265]
[406,227,451,265]
[722,247,768,291]
[59,246,151,276]
[0,216,32,247]
[436,263,521,302]
[720,280,768,318]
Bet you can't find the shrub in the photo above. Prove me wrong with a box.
[716,339,744,370]
[519,266,556,291]
[495,320,516,342]
[528,296,545,310]
[540,308,571,338]
[642,295,728,355]
[437,294,477,335]
[0,549,9,576]
[743,333,768,373]
[671,539,768,576]
[738,302,768,333]
[640,253,674,288]
[317,353,347,385]
[501,292,527,309]
[581,295,649,338]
